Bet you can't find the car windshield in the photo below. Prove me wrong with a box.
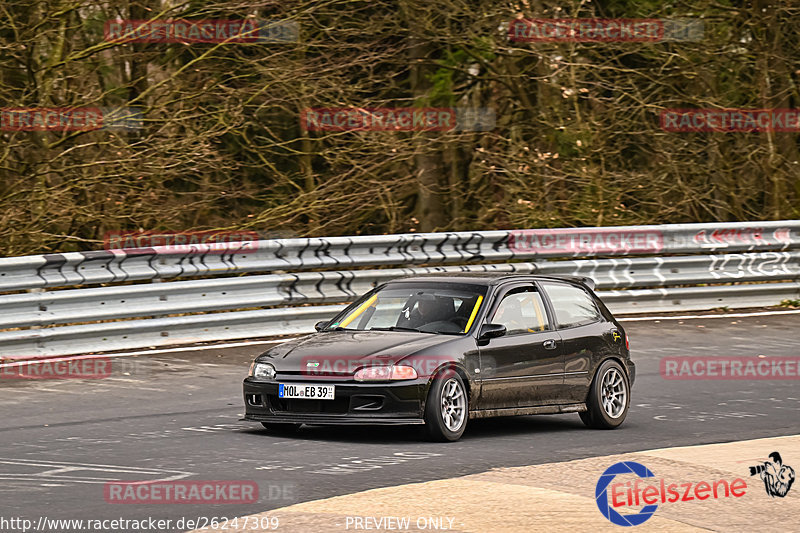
[325,282,487,334]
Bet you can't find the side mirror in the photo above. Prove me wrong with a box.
[314,320,328,332]
[478,323,506,340]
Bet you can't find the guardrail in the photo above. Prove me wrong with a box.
[2,252,799,329]
[1,221,799,358]
[1,221,797,291]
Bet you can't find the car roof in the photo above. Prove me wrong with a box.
[384,273,592,288]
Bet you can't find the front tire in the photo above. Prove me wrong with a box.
[580,360,630,429]
[424,371,468,442]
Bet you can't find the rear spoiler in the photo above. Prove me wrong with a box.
[543,275,597,291]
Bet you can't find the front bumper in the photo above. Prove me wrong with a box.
[243,377,427,425]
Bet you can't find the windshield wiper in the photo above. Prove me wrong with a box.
[369,326,423,333]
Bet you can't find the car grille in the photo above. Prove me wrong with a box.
[267,395,350,414]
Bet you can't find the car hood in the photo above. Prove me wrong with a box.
[256,330,459,375]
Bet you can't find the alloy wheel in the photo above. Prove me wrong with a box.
[600,367,627,419]
[440,377,466,432]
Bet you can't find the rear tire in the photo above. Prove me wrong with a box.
[424,370,468,442]
[260,422,301,433]
[580,360,630,429]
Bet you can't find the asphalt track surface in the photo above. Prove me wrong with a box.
[1,313,799,532]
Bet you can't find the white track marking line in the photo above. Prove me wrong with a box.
[618,309,800,321]
[0,340,280,367]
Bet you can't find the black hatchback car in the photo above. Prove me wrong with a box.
[243,274,634,441]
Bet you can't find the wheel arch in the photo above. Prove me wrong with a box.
[594,354,631,379]
[422,362,473,409]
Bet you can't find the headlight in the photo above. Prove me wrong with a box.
[249,362,276,380]
[354,365,418,382]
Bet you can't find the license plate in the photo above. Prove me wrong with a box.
[278,383,335,400]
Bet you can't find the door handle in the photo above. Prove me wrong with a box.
[543,339,557,350]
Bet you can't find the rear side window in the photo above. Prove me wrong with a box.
[541,282,601,328]
[490,287,550,335]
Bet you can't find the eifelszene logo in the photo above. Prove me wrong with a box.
[596,462,658,527]
[596,461,747,526]
[749,452,795,498]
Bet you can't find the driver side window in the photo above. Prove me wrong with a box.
[490,288,550,335]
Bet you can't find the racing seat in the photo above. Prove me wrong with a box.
[401,295,456,330]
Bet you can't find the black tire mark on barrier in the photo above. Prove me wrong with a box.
[413,234,426,264]
[187,246,204,277]
[274,239,291,269]
[396,235,409,264]
[385,238,397,263]
[191,246,209,275]
[72,253,89,286]
[212,242,241,273]
[281,273,302,303]
[396,235,412,265]
[455,234,468,262]
[495,232,510,254]
[296,239,311,269]
[172,247,195,280]
[145,248,161,280]
[434,234,448,264]
[118,247,161,282]
[319,239,336,267]
[465,233,485,262]
[343,238,353,266]
[195,245,212,275]
[219,243,236,273]
[337,270,350,296]
[38,254,69,288]
[321,271,335,300]
[332,271,349,298]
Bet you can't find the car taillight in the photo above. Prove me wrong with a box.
[625,334,630,350]
[354,365,418,382]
